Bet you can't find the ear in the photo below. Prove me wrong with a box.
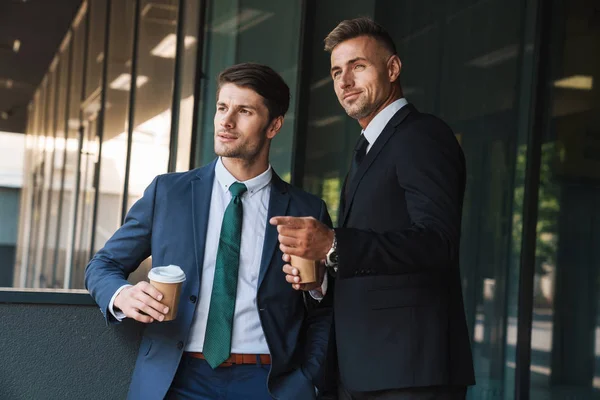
[266,116,284,139]
[387,55,402,84]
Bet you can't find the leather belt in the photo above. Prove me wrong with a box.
[186,352,271,367]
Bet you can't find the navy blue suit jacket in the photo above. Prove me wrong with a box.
[85,160,333,400]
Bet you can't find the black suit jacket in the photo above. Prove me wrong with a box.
[332,104,475,392]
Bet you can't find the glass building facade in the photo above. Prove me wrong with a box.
[4,0,600,398]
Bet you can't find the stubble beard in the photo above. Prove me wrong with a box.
[215,129,268,164]
[343,95,374,120]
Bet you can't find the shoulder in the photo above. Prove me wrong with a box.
[391,109,460,150]
[150,162,215,193]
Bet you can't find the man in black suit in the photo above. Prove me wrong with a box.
[270,17,475,399]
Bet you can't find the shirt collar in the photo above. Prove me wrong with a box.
[362,98,409,146]
[215,157,272,197]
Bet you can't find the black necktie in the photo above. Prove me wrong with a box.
[345,134,369,199]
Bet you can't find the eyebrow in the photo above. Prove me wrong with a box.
[216,102,258,111]
[331,57,368,73]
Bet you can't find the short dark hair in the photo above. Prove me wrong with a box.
[324,17,397,55]
[217,63,290,120]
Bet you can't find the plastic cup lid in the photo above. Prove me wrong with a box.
[148,265,186,283]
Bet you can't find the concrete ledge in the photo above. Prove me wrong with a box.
[0,302,143,400]
[0,288,96,305]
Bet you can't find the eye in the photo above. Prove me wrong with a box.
[239,109,251,115]
[354,64,366,71]
[332,70,341,79]
[217,106,226,112]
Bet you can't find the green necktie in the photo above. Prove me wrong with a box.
[203,182,247,369]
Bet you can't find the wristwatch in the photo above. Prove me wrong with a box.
[325,230,338,269]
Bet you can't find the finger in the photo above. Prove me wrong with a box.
[270,216,303,228]
[133,300,165,322]
[286,274,301,284]
[282,253,291,262]
[282,264,299,275]
[135,292,169,316]
[126,307,154,323]
[138,281,164,301]
[278,234,299,247]
[270,216,293,226]
[292,283,303,290]
[279,244,302,256]
[276,224,303,236]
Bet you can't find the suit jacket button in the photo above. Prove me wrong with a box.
[177,341,184,350]
[189,295,197,303]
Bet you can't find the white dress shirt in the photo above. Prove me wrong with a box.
[362,98,408,152]
[185,158,272,353]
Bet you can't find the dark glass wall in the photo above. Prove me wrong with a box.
[528,0,600,398]
[194,0,303,181]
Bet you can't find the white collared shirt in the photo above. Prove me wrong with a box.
[362,98,408,152]
[185,158,272,353]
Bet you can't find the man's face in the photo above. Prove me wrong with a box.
[330,36,397,123]
[213,83,276,161]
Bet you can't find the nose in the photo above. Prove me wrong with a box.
[339,69,354,90]
[219,111,235,129]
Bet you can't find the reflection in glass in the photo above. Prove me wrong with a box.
[40,58,64,289]
[529,0,600,397]
[62,12,87,289]
[196,0,302,181]
[94,0,136,258]
[32,72,56,288]
[127,0,179,211]
[11,102,35,287]
[51,39,73,288]
[85,0,107,99]
[175,0,201,172]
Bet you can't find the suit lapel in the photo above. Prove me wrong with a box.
[258,172,290,290]
[341,104,415,226]
[191,159,217,282]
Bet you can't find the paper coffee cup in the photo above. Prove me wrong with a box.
[148,265,186,321]
[289,256,318,284]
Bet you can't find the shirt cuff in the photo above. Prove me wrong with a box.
[308,272,328,301]
[108,284,132,321]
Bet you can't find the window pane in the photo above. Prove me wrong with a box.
[529,0,600,398]
[25,88,45,287]
[127,0,179,209]
[40,58,65,288]
[94,0,136,254]
[62,14,87,289]
[32,71,56,288]
[85,0,108,100]
[55,40,74,288]
[195,0,303,182]
[175,0,202,172]
[11,103,35,287]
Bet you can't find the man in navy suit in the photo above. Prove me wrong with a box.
[85,63,332,400]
